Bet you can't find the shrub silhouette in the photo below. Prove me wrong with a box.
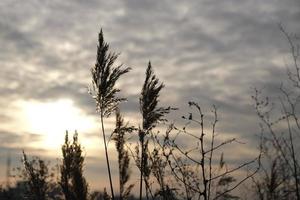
[251,25,300,200]
[60,131,89,200]
[20,151,52,200]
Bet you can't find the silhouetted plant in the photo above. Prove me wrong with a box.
[103,188,111,200]
[252,25,300,200]
[215,157,239,200]
[89,29,131,200]
[251,151,291,200]
[150,145,178,200]
[156,102,260,200]
[138,62,174,200]
[112,109,135,200]
[59,131,89,200]
[21,151,52,200]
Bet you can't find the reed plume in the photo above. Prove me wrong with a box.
[139,62,173,200]
[112,109,135,200]
[90,29,130,200]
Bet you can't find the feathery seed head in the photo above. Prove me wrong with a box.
[90,29,131,117]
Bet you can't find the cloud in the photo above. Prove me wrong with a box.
[0,0,299,189]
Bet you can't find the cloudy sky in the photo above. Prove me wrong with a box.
[0,0,299,191]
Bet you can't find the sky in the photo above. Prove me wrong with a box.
[0,0,300,192]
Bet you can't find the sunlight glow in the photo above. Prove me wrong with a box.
[21,99,96,149]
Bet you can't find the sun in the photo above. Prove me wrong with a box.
[20,99,96,149]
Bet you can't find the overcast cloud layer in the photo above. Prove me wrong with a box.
[0,0,299,190]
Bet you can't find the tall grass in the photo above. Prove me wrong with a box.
[112,109,135,200]
[89,29,131,200]
[139,62,173,200]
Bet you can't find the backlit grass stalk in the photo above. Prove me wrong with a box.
[90,29,130,200]
[139,62,173,200]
